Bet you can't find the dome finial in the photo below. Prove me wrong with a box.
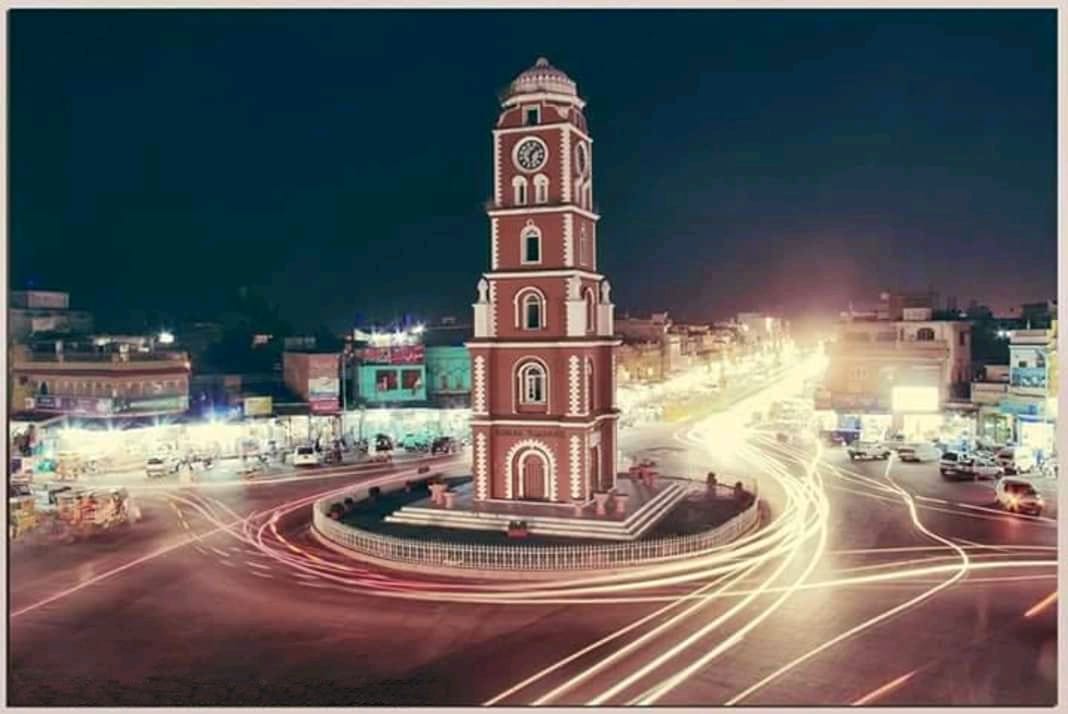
[535,57,550,67]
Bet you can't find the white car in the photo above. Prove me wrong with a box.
[291,446,321,467]
[995,477,1044,515]
[896,443,942,463]
[145,456,179,478]
[940,451,1003,480]
[996,446,1037,475]
[847,442,891,461]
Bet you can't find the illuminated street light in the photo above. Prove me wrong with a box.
[158,330,175,345]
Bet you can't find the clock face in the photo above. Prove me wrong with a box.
[514,137,547,172]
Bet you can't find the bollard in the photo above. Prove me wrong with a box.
[614,493,631,515]
[443,491,457,510]
[593,492,611,516]
[429,483,448,505]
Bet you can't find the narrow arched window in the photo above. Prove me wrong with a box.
[512,176,528,206]
[523,229,541,264]
[534,174,549,204]
[584,287,596,334]
[523,292,543,329]
[518,362,547,404]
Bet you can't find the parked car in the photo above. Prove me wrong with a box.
[374,434,394,452]
[145,456,180,478]
[431,437,459,454]
[996,446,1037,475]
[995,477,1044,515]
[292,446,322,467]
[896,443,942,463]
[847,442,891,461]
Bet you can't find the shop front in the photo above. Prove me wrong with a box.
[977,407,1014,445]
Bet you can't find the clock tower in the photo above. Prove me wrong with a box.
[468,58,620,505]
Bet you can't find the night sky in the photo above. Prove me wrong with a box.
[10,10,1057,332]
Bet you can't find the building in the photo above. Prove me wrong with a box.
[467,57,620,504]
[11,342,190,418]
[10,290,94,342]
[816,304,972,441]
[998,324,1057,455]
[971,364,1011,444]
[353,344,427,407]
[282,351,340,414]
[423,322,474,409]
[615,312,671,343]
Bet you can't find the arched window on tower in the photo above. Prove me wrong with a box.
[534,174,549,204]
[584,287,596,334]
[517,361,547,405]
[522,226,541,264]
[516,288,546,330]
[512,176,528,206]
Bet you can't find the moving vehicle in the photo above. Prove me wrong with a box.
[431,436,459,455]
[847,442,891,461]
[995,446,1036,475]
[292,446,321,467]
[145,456,180,478]
[995,477,1044,515]
[896,443,942,463]
[374,434,394,452]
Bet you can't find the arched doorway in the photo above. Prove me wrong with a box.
[516,449,549,501]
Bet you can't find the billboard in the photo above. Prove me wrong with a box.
[244,396,273,417]
[358,345,424,365]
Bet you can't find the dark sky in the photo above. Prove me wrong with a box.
[10,10,1057,332]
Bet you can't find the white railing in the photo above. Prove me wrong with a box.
[313,485,760,573]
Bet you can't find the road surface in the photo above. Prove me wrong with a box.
[8,364,1057,706]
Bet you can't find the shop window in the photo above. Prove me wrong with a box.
[401,370,422,391]
[376,370,398,392]
[916,328,935,341]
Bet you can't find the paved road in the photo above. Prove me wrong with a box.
[8,363,1057,706]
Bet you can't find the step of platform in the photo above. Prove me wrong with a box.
[384,481,688,541]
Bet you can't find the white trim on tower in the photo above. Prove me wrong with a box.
[493,134,502,206]
[487,204,600,221]
[569,434,582,501]
[474,432,489,500]
[491,217,500,270]
[494,121,594,145]
[560,127,572,204]
[563,214,574,267]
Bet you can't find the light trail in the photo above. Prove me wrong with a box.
[1024,591,1058,618]
[721,452,970,706]
[851,670,918,705]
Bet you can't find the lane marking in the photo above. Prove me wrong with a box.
[249,570,274,579]
[851,670,917,706]
[210,546,231,559]
[246,560,273,571]
[1024,591,1057,618]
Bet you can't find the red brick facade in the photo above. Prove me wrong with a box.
[468,59,619,505]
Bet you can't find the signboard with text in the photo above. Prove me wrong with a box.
[243,396,274,417]
[358,345,425,365]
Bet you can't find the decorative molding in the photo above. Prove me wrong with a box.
[493,134,502,206]
[560,127,572,204]
[569,434,582,500]
[473,355,487,414]
[485,268,602,281]
[563,214,574,267]
[491,217,500,270]
[502,91,586,110]
[465,339,622,349]
[489,280,498,337]
[493,121,593,145]
[504,439,559,501]
[475,432,489,500]
[567,355,581,415]
[487,204,600,222]
[469,413,619,428]
[513,285,548,330]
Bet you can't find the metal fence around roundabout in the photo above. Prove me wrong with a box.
[311,485,761,573]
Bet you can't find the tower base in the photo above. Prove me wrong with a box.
[385,474,687,541]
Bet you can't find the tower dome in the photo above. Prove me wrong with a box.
[506,57,578,100]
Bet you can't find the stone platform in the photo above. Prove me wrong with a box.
[384,475,688,541]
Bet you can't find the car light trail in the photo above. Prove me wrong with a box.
[850,669,918,705]
[1024,591,1058,618]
